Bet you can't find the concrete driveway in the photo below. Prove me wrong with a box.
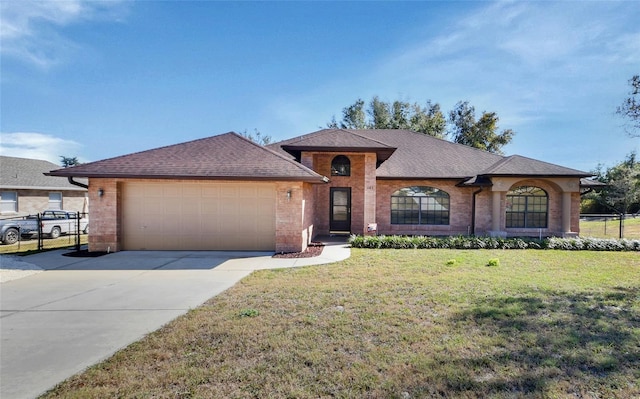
[0,244,350,399]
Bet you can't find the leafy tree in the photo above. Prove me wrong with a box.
[240,129,272,146]
[60,156,80,167]
[328,99,367,129]
[603,152,640,214]
[328,96,447,138]
[448,101,514,154]
[616,75,640,136]
[584,152,640,214]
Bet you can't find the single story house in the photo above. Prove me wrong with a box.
[1,156,88,217]
[48,129,593,253]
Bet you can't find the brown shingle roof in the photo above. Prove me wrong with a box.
[271,129,396,162]
[272,129,591,179]
[480,155,590,177]
[355,129,507,178]
[47,132,327,182]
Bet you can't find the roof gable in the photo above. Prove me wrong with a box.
[48,133,327,182]
[1,156,87,190]
[278,128,395,150]
[273,129,397,162]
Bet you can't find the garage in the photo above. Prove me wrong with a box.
[122,181,276,251]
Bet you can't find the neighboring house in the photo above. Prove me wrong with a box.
[1,156,88,218]
[47,129,593,253]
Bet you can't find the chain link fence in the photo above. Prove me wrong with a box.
[0,211,88,254]
[579,214,640,239]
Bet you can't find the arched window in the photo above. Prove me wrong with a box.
[506,186,548,228]
[331,155,351,176]
[391,186,450,225]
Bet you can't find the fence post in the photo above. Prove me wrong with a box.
[37,213,43,251]
[76,211,81,252]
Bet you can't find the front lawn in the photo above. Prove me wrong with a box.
[580,216,640,239]
[43,249,639,398]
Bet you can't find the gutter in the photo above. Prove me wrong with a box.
[67,177,88,189]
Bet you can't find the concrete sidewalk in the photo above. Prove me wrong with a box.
[0,239,350,399]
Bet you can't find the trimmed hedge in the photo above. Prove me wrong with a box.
[348,235,640,251]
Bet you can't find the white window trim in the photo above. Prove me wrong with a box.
[0,191,18,214]
[49,192,63,210]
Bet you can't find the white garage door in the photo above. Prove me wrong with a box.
[122,182,276,251]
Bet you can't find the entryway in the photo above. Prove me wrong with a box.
[330,187,351,233]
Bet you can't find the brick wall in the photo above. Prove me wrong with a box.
[0,189,86,218]
[474,189,493,235]
[87,178,120,252]
[305,152,378,235]
[571,192,581,234]
[497,178,566,237]
[274,181,314,253]
[376,179,476,236]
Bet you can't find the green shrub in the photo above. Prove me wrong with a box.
[348,235,640,252]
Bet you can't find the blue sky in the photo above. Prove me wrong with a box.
[1,1,638,173]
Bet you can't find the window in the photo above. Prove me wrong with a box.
[391,186,450,225]
[331,155,351,176]
[49,192,62,210]
[0,191,18,213]
[506,186,548,228]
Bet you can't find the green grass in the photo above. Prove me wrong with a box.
[42,249,639,398]
[0,235,87,255]
[580,217,640,239]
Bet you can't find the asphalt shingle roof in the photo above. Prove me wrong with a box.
[1,156,87,190]
[272,129,591,179]
[480,155,589,177]
[46,129,591,183]
[272,129,396,162]
[47,132,327,182]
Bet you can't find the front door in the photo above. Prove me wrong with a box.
[330,187,351,233]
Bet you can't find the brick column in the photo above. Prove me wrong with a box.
[489,190,506,237]
[491,191,501,231]
[562,191,572,235]
[363,153,377,235]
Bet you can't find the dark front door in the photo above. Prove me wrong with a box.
[330,187,351,232]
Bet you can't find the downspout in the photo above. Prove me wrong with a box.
[67,177,88,189]
[471,187,483,236]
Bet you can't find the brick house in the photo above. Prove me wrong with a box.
[48,129,592,253]
[1,156,88,217]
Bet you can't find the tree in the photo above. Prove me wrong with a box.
[448,101,514,154]
[616,75,640,136]
[603,152,640,214]
[240,129,272,146]
[328,96,447,138]
[584,152,640,215]
[328,98,368,129]
[60,156,80,167]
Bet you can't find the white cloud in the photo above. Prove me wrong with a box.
[372,1,639,124]
[0,0,128,68]
[0,132,83,164]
